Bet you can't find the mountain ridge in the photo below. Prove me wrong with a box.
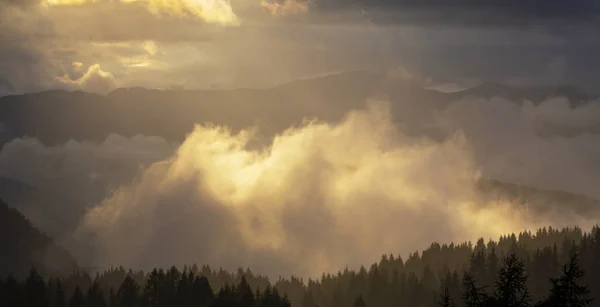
[2,70,593,103]
[0,71,596,148]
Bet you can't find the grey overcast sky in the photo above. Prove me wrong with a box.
[1,0,599,95]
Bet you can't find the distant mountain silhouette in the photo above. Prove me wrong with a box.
[477,178,600,217]
[0,199,78,278]
[452,82,590,107]
[0,71,596,147]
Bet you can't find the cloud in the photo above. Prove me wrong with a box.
[260,0,312,16]
[1,0,42,7]
[15,0,599,29]
[0,134,176,204]
[3,0,600,95]
[0,4,61,95]
[2,92,600,277]
[42,0,239,25]
[0,0,235,95]
[65,100,594,278]
[0,3,133,95]
[312,0,600,28]
[505,57,570,88]
[436,97,600,199]
[56,62,117,93]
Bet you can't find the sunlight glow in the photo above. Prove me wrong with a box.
[260,0,311,16]
[43,0,239,25]
[80,101,552,275]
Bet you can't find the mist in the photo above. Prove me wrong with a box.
[0,134,176,204]
[439,97,600,199]
[75,100,503,277]
[2,2,600,307]
[1,93,599,278]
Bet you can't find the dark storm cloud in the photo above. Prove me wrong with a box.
[311,0,600,28]
[1,0,599,96]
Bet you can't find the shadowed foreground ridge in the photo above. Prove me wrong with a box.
[1,224,599,307]
[0,199,78,279]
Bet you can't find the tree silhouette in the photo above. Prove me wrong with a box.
[54,280,67,307]
[24,268,47,307]
[2,225,600,307]
[86,282,106,307]
[107,287,117,307]
[69,286,85,307]
[541,251,593,307]
[115,276,139,307]
[439,286,453,307]
[238,276,256,307]
[353,294,366,307]
[302,291,317,307]
[462,272,488,307]
[141,269,161,307]
[494,254,531,307]
[191,275,214,306]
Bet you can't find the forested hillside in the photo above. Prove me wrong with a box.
[0,199,78,279]
[2,225,598,307]
[477,178,600,216]
[0,177,88,238]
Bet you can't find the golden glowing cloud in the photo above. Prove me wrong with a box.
[142,41,158,56]
[44,0,90,4]
[42,0,239,25]
[72,61,84,70]
[77,101,561,276]
[87,41,163,69]
[260,0,311,16]
[56,62,116,93]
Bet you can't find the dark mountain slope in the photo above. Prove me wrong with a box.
[0,199,78,278]
[477,178,600,217]
[0,177,88,239]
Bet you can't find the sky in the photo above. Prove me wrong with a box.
[2,0,600,95]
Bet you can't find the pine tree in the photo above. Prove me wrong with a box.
[107,287,117,307]
[542,251,593,307]
[54,281,67,307]
[2,275,22,307]
[238,276,255,307]
[25,268,48,307]
[439,286,453,307]
[302,291,317,307]
[115,276,140,307]
[462,272,488,307]
[494,254,531,307]
[486,248,499,288]
[176,271,193,307]
[69,286,86,307]
[353,294,366,307]
[191,276,214,307]
[141,269,161,307]
[86,282,106,307]
[469,251,487,287]
[281,293,292,307]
